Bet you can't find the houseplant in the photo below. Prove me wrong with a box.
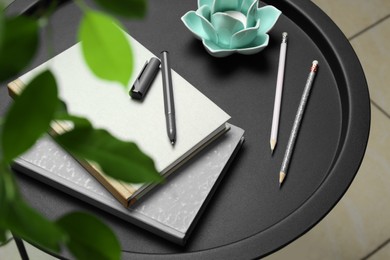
[0,0,161,259]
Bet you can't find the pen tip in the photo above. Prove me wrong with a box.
[171,140,175,145]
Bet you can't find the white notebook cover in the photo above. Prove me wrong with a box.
[13,124,244,245]
[15,34,230,205]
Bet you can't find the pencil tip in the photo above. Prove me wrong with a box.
[270,139,276,154]
[279,171,286,187]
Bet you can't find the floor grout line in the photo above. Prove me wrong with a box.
[348,14,390,41]
[371,99,390,120]
[361,238,390,260]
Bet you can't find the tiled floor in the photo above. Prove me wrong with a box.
[1,0,390,259]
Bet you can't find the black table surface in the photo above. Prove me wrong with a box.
[1,0,370,259]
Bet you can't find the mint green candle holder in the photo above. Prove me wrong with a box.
[181,0,281,57]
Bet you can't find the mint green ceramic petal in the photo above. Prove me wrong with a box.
[245,0,258,28]
[203,39,234,57]
[181,10,218,42]
[212,0,241,13]
[211,12,244,47]
[237,33,269,55]
[240,0,257,17]
[256,5,282,34]
[203,33,268,57]
[196,4,211,21]
[198,0,214,9]
[230,19,259,48]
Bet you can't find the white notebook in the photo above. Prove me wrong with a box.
[9,34,230,207]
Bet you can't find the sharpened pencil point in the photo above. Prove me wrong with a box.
[270,139,276,154]
[279,171,286,187]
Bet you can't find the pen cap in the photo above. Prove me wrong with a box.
[130,57,161,100]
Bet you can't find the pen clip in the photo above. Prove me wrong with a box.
[133,61,149,88]
[130,58,160,100]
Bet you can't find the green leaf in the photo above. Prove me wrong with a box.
[1,159,17,202]
[2,199,65,253]
[54,125,162,183]
[0,15,38,82]
[0,168,65,252]
[0,8,4,52]
[1,70,59,164]
[0,226,12,246]
[0,117,3,162]
[54,113,92,129]
[56,100,68,116]
[92,0,146,18]
[79,11,133,87]
[0,228,8,245]
[0,169,7,220]
[0,168,63,252]
[57,212,121,260]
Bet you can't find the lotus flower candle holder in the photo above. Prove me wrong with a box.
[181,0,281,57]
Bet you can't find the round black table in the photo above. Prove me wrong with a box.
[1,0,370,259]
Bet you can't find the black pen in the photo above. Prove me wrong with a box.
[161,51,176,145]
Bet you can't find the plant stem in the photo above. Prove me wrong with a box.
[44,18,55,59]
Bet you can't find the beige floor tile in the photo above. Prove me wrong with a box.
[369,242,390,260]
[312,0,390,38]
[351,19,390,115]
[265,105,390,259]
